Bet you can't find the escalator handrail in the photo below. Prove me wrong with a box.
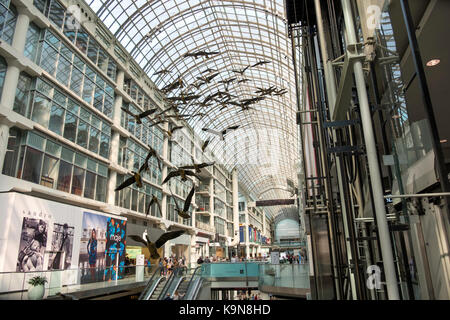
[138,266,163,300]
[157,266,185,300]
[182,266,202,300]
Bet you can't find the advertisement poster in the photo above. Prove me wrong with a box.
[270,251,280,264]
[103,217,127,281]
[79,211,108,283]
[16,218,49,272]
[48,223,75,270]
[79,212,127,283]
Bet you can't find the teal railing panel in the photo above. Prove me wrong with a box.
[258,264,310,289]
[200,262,263,278]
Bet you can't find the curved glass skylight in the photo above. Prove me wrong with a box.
[87,0,300,217]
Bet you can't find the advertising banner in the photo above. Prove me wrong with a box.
[0,193,127,290]
[239,226,244,243]
[79,212,126,283]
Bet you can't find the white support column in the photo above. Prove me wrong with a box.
[11,10,30,53]
[209,177,214,229]
[113,70,124,126]
[244,205,250,258]
[0,60,21,171]
[106,69,124,206]
[106,131,120,205]
[341,0,399,300]
[161,122,169,222]
[232,168,239,246]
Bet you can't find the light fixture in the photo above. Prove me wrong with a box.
[440,139,448,143]
[426,59,440,67]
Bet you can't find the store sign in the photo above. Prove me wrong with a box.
[255,199,295,206]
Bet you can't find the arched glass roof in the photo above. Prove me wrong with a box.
[87,0,300,217]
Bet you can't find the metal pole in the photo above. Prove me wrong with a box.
[399,0,450,223]
[314,0,358,299]
[340,0,400,300]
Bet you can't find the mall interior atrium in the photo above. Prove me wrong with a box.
[0,0,449,301]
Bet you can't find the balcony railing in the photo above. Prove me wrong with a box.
[196,202,210,212]
[0,265,158,300]
[197,185,210,193]
[195,220,214,233]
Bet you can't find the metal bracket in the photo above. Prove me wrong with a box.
[331,43,366,121]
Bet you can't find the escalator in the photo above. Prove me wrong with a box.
[139,267,166,300]
[182,267,204,300]
[149,277,166,300]
[139,266,205,300]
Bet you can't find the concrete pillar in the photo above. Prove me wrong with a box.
[12,11,30,53]
[161,121,169,220]
[106,131,120,205]
[113,69,124,125]
[209,178,214,229]
[0,10,31,170]
[232,169,239,246]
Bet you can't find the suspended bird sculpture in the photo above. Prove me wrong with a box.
[179,156,215,174]
[129,230,185,259]
[202,68,218,74]
[183,50,220,59]
[161,77,184,93]
[240,96,265,107]
[121,107,158,124]
[216,91,237,99]
[162,168,200,184]
[163,125,184,139]
[197,72,220,84]
[189,80,206,90]
[237,78,251,84]
[237,105,255,113]
[115,171,143,191]
[202,125,239,140]
[145,194,162,217]
[216,99,232,111]
[153,69,171,76]
[202,138,212,152]
[167,93,201,104]
[274,88,288,96]
[219,77,237,90]
[170,185,195,219]
[232,65,250,76]
[251,60,271,68]
[140,145,163,173]
[255,85,277,96]
[148,112,171,127]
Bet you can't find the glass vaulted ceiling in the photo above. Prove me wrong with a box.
[87,0,300,217]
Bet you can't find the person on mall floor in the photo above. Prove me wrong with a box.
[197,256,204,264]
[204,256,211,263]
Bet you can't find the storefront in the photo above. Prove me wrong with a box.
[195,235,210,259]
[166,233,191,262]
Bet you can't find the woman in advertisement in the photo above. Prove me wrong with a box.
[87,229,98,281]
[21,239,44,272]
